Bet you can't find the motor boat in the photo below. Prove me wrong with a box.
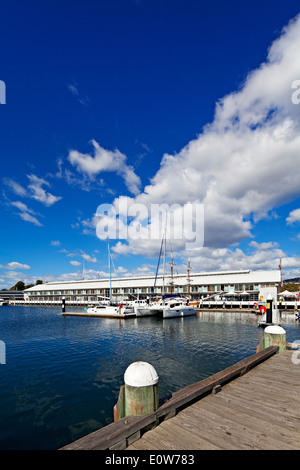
[161,297,197,319]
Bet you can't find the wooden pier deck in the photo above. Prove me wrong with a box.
[60,346,300,451]
[127,350,300,450]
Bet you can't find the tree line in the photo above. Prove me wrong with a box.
[1,280,44,291]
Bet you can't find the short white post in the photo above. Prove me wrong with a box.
[264,325,286,352]
[124,361,159,417]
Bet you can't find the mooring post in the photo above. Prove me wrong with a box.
[266,294,273,324]
[124,362,159,417]
[263,325,286,352]
[114,361,159,422]
[61,297,66,313]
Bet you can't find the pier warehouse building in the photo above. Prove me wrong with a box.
[24,269,280,305]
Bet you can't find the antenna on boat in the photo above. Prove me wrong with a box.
[108,239,112,304]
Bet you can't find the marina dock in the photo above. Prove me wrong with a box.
[60,346,300,450]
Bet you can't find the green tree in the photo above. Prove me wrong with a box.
[24,284,34,289]
[10,281,25,291]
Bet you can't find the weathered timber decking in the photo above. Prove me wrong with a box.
[127,350,300,450]
[61,346,300,450]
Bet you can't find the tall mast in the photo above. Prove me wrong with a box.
[169,258,174,294]
[162,233,166,303]
[279,258,283,288]
[187,258,191,298]
[108,239,112,303]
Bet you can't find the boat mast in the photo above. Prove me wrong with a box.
[108,239,112,304]
[162,233,166,303]
[169,258,174,294]
[152,237,164,300]
[187,258,191,299]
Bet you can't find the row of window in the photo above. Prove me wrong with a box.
[29,283,269,296]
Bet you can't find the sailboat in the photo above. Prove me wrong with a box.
[84,241,134,317]
[138,234,197,318]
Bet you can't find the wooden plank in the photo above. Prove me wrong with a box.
[196,398,300,449]
[187,402,297,450]
[127,351,300,451]
[156,346,279,419]
[59,414,157,450]
[60,346,280,450]
[216,388,300,425]
[209,394,300,443]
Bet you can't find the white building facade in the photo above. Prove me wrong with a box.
[24,269,280,304]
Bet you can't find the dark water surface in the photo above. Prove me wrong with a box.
[0,305,299,449]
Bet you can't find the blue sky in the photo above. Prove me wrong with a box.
[1,0,300,288]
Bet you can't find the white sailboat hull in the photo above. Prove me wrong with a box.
[163,305,197,318]
[136,306,162,317]
[84,304,134,316]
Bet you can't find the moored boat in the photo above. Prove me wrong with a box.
[161,297,197,319]
[84,302,134,316]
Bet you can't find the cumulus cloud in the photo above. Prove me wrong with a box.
[106,13,300,255]
[286,208,300,225]
[70,260,81,266]
[68,140,141,195]
[4,174,62,225]
[0,261,30,270]
[27,174,62,207]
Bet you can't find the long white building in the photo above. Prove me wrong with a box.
[24,269,281,304]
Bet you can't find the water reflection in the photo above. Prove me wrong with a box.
[0,306,299,449]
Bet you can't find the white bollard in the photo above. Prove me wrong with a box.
[264,325,286,352]
[124,361,159,417]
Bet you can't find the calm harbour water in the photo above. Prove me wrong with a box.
[0,305,299,450]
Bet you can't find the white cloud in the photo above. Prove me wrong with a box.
[70,260,81,266]
[81,252,97,263]
[4,174,62,226]
[107,13,300,254]
[50,240,61,246]
[10,200,43,226]
[0,262,30,270]
[18,211,43,227]
[68,140,141,195]
[3,179,27,197]
[27,174,62,207]
[286,208,300,225]
[68,81,89,106]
